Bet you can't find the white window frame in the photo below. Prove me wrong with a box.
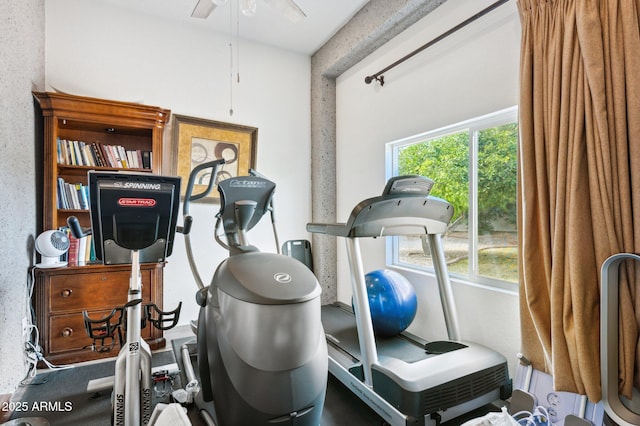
[385,106,519,292]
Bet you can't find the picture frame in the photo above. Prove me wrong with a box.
[171,114,258,202]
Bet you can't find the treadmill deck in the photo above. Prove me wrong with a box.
[321,303,512,418]
[322,303,430,364]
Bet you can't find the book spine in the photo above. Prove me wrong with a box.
[77,236,87,266]
[108,145,121,167]
[76,183,89,210]
[56,138,63,164]
[67,183,79,209]
[91,143,102,166]
[72,141,82,165]
[67,234,80,265]
[85,234,94,263]
[118,145,128,168]
[141,151,151,169]
[136,150,144,169]
[100,144,113,167]
[57,177,68,209]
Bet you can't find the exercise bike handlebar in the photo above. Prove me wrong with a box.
[67,215,91,238]
[176,216,193,236]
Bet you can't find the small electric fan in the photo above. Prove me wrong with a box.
[35,230,70,268]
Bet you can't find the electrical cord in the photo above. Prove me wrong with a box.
[21,266,74,386]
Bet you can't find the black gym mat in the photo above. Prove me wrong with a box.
[8,349,176,426]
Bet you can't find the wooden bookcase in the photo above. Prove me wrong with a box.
[33,91,171,364]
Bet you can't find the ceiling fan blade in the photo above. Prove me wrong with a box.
[263,0,307,23]
[191,0,217,19]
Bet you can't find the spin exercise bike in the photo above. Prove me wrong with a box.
[68,170,185,425]
[308,175,512,426]
[175,160,328,425]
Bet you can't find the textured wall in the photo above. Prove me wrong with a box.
[0,1,45,395]
[310,0,448,303]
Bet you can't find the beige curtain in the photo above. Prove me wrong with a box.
[517,0,640,401]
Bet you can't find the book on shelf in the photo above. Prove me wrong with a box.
[58,227,97,265]
[91,142,106,166]
[77,235,87,265]
[56,178,89,211]
[76,183,89,210]
[56,177,68,209]
[136,150,144,168]
[126,150,141,168]
[86,234,95,263]
[66,232,80,266]
[56,138,152,169]
[141,151,152,169]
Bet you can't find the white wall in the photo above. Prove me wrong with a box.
[45,0,311,324]
[335,0,521,373]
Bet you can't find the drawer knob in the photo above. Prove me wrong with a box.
[60,288,73,298]
[60,327,73,337]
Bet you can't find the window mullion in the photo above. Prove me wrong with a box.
[469,129,479,277]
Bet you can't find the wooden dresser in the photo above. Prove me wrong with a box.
[33,263,165,364]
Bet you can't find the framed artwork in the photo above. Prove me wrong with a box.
[171,114,258,202]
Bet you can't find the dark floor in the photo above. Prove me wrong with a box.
[171,335,502,426]
[5,325,502,426]
[171,336,384,425]
[181,373,500,426]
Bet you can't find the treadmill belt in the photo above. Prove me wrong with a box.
[321,304,429,364]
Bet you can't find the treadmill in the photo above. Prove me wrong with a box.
[307,175,512,426]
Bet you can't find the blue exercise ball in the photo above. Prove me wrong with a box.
[362,269,417,337]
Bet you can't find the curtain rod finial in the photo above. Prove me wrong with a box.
[364,75,385,86]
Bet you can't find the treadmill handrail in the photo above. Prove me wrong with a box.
[307,194,453,238]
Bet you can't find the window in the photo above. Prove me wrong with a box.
[386,107,518,290]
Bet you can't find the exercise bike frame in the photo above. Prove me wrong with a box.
[68,219,155,425]
[67,170,183,426]
[116,249,153,425]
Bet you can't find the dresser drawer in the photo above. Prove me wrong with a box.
[49,310,152,354]
[49,269,152,312]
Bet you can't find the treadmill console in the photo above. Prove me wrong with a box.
[382,175,433,197]
[307,175,451,238]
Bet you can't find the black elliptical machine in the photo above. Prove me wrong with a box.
[176,160,328,426]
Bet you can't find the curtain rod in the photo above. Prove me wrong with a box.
[364,0,512,86]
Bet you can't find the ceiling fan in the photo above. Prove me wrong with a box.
[191,0,306,22]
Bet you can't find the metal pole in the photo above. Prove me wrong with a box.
[365,0,511,86]
[124,250,142,425]
[345,238,378,387]
[427,233,461,341]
